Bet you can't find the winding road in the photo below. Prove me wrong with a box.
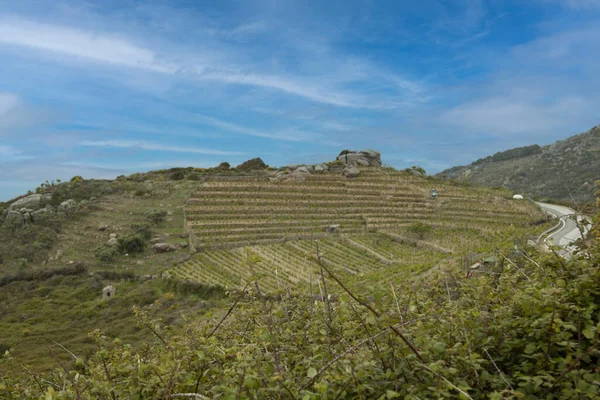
[535,202,590,258]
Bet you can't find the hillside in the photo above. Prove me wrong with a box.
[439,124,600,203]
[0,152,549,373]
[6,151,597,400]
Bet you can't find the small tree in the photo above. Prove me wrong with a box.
[146,210,167,225]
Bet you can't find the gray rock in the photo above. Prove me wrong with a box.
[337,149,382,167]
[314,164,324,173]
[321,164,329,170]
[150,237,164,244]
[4,210,24,227]
[59,199,77,210]
[10,194,43,211]
[153,243,177,253]
[31,208,49,219]
[305,165,314,172]
[109,233,118,239]
[98,224,109,231]
[295,166,311,174]
[107,237,118,247]
[342,165,360,178]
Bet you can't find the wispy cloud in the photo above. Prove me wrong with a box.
[0,16,175,73]
[79,140,246,156]
[0,143,34,161]
[0,16,424,109]
[191,113,319,142]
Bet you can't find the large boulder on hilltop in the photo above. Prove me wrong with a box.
[9,194,44,211]
[337,149,381,167]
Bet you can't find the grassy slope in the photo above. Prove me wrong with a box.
[0,180,227,372]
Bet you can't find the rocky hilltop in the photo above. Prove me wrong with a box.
[439,124,600,203]
[270,149,382,182]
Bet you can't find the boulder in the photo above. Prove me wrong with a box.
[150,237,164,244]
[342,165,360,178]
[109,233,117,239]
[98,224,109,231]
[314,164,325,173]
[153,243,177,253]
[59,199,77,211]
[4,210,24,228]
[107,237,118,247]
[295,166,311,175]
[337,149,382,167]
[9,194,44,211]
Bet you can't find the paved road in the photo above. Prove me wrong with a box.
[535,202,589,257]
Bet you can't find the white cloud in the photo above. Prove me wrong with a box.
[0,16,176,73]
[0,16,423,109]
[79,139,246,156]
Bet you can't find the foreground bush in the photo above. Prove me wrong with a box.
[2,239,599,399]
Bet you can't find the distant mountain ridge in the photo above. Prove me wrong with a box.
[438,124,600,203]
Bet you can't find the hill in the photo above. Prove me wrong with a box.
[6,151,596,399]
[439,124,600,203]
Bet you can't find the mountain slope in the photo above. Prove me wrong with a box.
[439,125,600,203]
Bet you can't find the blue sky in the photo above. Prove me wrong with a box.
[1,0,600,201]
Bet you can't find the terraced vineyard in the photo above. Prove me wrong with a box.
[172,167,546,291]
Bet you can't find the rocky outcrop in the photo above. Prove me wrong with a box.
[9,194,45,211]
[337,149,382,167]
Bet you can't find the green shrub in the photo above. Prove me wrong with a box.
[186,172,201,181]
[170,171,185,181]
[94,245,117,262]
[116,234,146,254]
[132,223,152,240]
[146,210,168,225]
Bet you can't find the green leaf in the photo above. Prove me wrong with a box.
[556,279,566,288]
[307,367,317,378]
[386,390,401,398]
[524,343,537,354]
[582,326,595,339]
